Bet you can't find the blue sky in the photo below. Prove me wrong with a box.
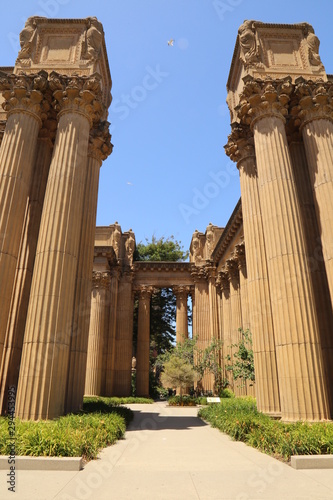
[0,0,331,254]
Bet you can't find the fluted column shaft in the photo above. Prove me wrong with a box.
[0,73,46,363]
[105,269,119,395]
[241,77,331,420]
[16,73,103,419]
[192,271,210,392]
[296,94,333,303]
[136,287,152,397]
[113,272,134,396]
[0,138,52,414]
[84,272,110,396]
[225,127,280,414]
[208,270,219,392]
[65,122,112,412]
[220,275,232,387]
[173,286,189,343]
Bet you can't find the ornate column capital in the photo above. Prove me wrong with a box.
[291,78,333,129]
[224,123,256,174]
[49,72,105,126]
[190,264,208,282]
[0,70,50,125]
[172,285,191,299]
[226,258,239,283]
[136,285,154,301]
[237,76,293,129]
[92,270,111,290]
[88,120,113,162]
[219,270,230,293]
[234,242,246,270]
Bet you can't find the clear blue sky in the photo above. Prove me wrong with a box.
[0,1,331,253]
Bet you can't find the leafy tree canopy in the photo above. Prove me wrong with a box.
[134,235,189,262]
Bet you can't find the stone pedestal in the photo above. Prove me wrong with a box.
[238,77,330,420]
[0,72,47,366]
[16,74,103,420]
[225,126,280,414]
[136,286,152,397]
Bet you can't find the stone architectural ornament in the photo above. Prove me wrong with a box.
[17,16,45,60]
[92,270,111,289]
[125,230,135,266]
[191,229,203,263]
[112,222,122,258]
[82,17,104,61]
[238,20,261,66]
[292,78,333,126]
[224,124,255,167]
[301,23,324,69]
[88,120,113,161]
[205,223,215,258]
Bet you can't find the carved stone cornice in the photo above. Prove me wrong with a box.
[190,265,208,282]
[0,70,49,124]
[237,76,293,129]
[92,270,111,290]
[291,78,333,129]
[224,123,256,171]
[88,120,113,162]
[49,71,104,125]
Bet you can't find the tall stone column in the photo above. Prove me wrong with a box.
[220,271,232,388]
[226,258,244,396]
[173,286,189,343]
[65,121,112,412]
[287,127,333,412]
[113,270,134,396]
[207,265,219,393]
[84,271,111,395]
[0,71,48,364]
[16,73,104,420]
[105,268,120,396]
[225,124,280,414]
[136,286,153,397]
[293,79,333,304]
[0,136,53,415]
[191,267,210,392]
[238,77,330,420]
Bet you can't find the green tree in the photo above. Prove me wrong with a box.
[160,356,196,400]
[225,328,255,387]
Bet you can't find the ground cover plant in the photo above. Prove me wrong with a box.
[198,397,333,461]
[83,396,154,407]
[0,399,133,461]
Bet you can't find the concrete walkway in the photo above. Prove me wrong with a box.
[1,402,333,499]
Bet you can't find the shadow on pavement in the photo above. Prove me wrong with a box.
[126,411,208,431]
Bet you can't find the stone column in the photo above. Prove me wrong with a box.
[226,258,244,396]
[225,124,280,414]
[136,286,153,397]
[113,270,134,396]
[0,71,47,364]
[105,268,120,396]
[287,125,333,413]
[207,265,220,393]
[0,136,53,415]
[293,79,333,304]
[16,73,104,420]
[220,271,232,388]
[173,286,189,343]
[238,77,330,420]
[65,121,112,412]
[84,271,111,396]
[191,266,210,392]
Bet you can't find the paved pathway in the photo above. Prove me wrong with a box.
[1,402,333,499]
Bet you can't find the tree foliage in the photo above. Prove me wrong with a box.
[160,356,196,398]
[134,235,189,262]
[225,329,255,385]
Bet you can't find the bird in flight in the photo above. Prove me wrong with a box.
[127,181,133,186]
[167,39,174,46]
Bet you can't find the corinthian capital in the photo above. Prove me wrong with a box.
[237,76,293,128]
[173,285,191,299]
[137,285,154,301]
[0,70,49,124]
[88,120,113,162]
[49,72,104,125]
[92,270,111,290]
[291,78,333,128]
[224,123,255,169]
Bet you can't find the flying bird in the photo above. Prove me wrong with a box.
[127,181,133,186]
[167,39,174,46]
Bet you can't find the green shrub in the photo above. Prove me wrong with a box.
[83,396,153,408]
[219,388,235,398]
[198,398,333,460]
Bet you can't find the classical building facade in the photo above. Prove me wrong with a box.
[0,18,332,422]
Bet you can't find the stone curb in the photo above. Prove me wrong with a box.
[291,455,333,470]
[0,456,83,471]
